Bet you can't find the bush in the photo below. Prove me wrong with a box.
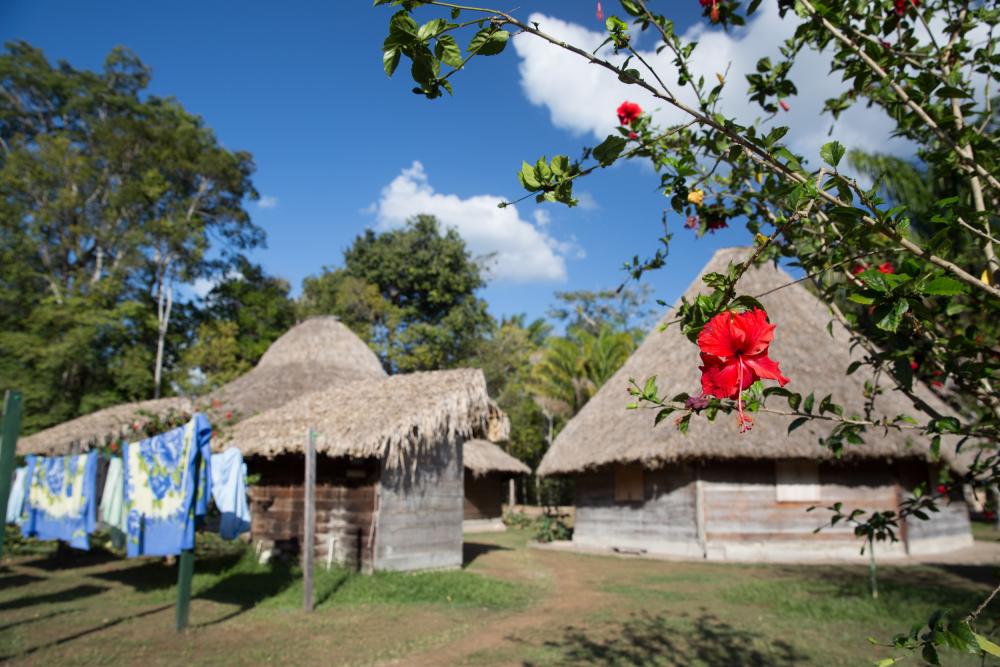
[502,510,533,530]
[533,513,572,543]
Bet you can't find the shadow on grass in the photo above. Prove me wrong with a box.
[0,603,173,662]
[525,611,806,666]
[89,551,245,593]
[0,584,108,612]
[0,572,44,590]
[0,607,79,632]
[16,545,119,571]
[195,561,299,626]
[463,541,511,567]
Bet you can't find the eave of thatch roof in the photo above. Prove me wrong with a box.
[538,247,963,476]
[17,397,193,456]
[219,368,498,470]
[204,316,386,420]
[464,439,531,477]
[18,316,385,456]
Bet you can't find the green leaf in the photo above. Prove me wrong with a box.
[592,135,628,166]
[417,18,447,42]
[468,28,509,56]
[820,141,845,168]
[848,293,875,305]
[518,162,541,190]
[975,633,1000,658]
[788,416,808,433]
[923,276,966,296]
[435,34,463,68]
[535,157,552,181]
[803,393,815,414]
[383,48,401,77]
[875,299,909,333]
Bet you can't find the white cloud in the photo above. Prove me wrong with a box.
[533,209,551,227]
[513,6,915,159]
[257,195,278,209]
[372,162,575,282]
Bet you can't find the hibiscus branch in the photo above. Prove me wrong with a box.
[423,1,1000,301]
[798,0,1000,193]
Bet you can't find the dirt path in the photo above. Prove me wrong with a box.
[391,543,614,667]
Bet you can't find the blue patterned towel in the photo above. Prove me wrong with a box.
[21,452,98,550]
[123,414,212,557]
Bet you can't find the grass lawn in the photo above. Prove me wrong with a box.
[1,527,998,666]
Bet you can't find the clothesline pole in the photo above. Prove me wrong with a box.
[175,446,200,631]
[0,390,23,560]
[303,426,316,612]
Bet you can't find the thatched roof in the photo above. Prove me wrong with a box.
[464,439,531,477]
[17,397,193,456]
[204,316,385,420]
[219,368,500,470]
[538,247,962,476]
[18,316,384,456]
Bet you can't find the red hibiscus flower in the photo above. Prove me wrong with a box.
[851,263,867,276]
[617,101,642,126]
[936,484,947,494]
[629,131,638,140]
[910,360,919,370]
[698,308,790,432]
[894,0,917,16]
[705,218,728,232]
[878,262,895,274]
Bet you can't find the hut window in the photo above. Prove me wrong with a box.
[614,464,645,502]
[775,461,820,502]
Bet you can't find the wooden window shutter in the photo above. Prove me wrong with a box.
[614,464,645,502]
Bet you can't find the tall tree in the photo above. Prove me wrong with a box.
[0,42,261,430]
[301,215,493,372]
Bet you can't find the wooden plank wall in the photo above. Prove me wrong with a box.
[247,454,378,571]
[464,472,505,520]
[702,460,897,543]
[573,465,700,555]
[373,437,463,572]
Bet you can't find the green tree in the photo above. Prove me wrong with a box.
[0,41,261,430]
[301,215,493,372]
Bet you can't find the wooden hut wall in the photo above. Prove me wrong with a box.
[373,437,464,572]
[572,459,972,560]
[247,454,378,570]
[573,464,702,557]
[896,460,974,554]
[464,472,506,521]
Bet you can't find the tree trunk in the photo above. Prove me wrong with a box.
[153,271,173,399]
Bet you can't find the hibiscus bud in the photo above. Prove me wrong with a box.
[910,360,919,370]
[851,263,867,276]
[596,1,603,21]
[877,262,895,274]
[687,190,705,206]
[629,131,638,140]
[710,4,720,22]
[779,99,790,112]
[716,72,725,85]
[936,484,947,494]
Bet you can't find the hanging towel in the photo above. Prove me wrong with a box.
[100,457,127,549]
[5,466,28,525]
[123,414,212,557]
[21,452,98,550]
[210,448,251,540]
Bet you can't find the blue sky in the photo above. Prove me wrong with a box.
[2,1,882,325]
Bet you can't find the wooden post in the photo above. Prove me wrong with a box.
[303,427,316,612]
[175,444,200,631]
[694,464,706,559]
[508,478,516,513]
[0,390,23,560]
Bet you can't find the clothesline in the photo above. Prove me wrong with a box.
[5,413,251,556]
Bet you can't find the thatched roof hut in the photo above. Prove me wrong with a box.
[538,246,961,476]
[206,316,385,420]
[18,316,384,456]
[17,397,193,456]
[536,247,972,561]
[463,439,530,477]
[219,368,497,470]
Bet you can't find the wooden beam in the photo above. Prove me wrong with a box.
[303,427,316,612]
[0,390,23,559]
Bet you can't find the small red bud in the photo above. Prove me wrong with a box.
[779,99,790,112]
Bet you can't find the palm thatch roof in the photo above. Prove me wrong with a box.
[18,316,384,456]
[464,439,531,477]
[205,316,385,420]
[538,247,962,476]
[17,397,193,456]
[219,368,502,470]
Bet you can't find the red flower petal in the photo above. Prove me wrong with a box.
[699,353,746,399]
[698,313,739,358]
[733,309,776,356]
[744,352,790,387]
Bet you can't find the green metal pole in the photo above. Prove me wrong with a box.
[0,390,23,560]
[175,446,199,631]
